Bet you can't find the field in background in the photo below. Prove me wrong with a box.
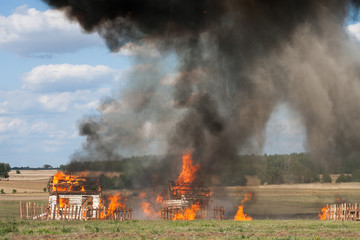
[2,170,360,220]
[222,183,360,219]
[1,219,360,239]
[0,170,56,201]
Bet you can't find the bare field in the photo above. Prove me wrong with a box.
[0,170,56,201]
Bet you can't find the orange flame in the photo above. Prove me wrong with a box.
[52,171,88,192]
[141,201,160,217]
[234,193,253,221]
[105,193,126,217]
[175,152,200,185]
[173,204,201,220]
[139,192,147,199]
[156,195,164,204]
[318,206,327,220]
[58,197,69,208]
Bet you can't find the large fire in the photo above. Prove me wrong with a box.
[318,205,327,220]
[175,152,200,186]
[52,171,87,192]
[234,193,253,221]
[105,193,126,218]
[172,151,203,197]
[139,192,161,217]
[173,204,201,220]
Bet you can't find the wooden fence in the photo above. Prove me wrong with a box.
[19,201,132,220]
[325,203,360,221]
[213,207,226,220]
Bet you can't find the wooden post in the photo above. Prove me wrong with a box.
[26,202,29,219]
[71,205,73,220]
[53,205,57,220]
[75,206,78,220]
[19,201,22,219]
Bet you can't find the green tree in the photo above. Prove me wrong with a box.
[351,169,360,182]
[43,164,53,169]
[0,163,10,179]
[336,174,352,183]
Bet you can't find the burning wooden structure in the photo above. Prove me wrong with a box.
[48,171,102,214]
[161,180,212,220]
[160,152,225,220]
[20,171,132,220]
[319,203,360,221]
[19,201,132,220]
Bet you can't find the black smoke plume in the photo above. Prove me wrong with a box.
[44,0,360,182]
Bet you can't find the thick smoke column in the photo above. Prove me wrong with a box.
[44,0,360,179]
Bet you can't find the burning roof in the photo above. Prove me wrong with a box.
[50,171,101,194]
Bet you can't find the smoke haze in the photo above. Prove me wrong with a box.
[44,0,360,181]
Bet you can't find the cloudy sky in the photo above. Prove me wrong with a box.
[1,0,359,168]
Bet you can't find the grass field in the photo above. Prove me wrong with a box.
[1,219,360,239]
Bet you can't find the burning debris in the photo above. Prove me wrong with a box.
[318,203,360,221]
[159,152,224,220]
[234,193,253,221]
[20,171,132,220]
[139,191,161,218]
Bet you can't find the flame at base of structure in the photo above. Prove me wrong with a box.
[173,204,201,220]
[318,205,327,220]
[103,193,126,218]
[234,193,253,221]
[141,201,160,217]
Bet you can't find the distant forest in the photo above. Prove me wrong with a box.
[60,153,360,190]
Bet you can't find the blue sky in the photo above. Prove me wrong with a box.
[1,0,359,167]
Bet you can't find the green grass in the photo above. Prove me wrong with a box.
[0,219,359,239]
[0,201,20,219]
[0,200,47,219]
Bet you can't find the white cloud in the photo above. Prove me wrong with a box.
[22,64,117,92]
[0,117,26,133]
[0,87,110,115]
[38,92,74,112]
[0,5,103,56]
[30,121,51,133]
[37,89,110,112]
[0,101,9,114]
